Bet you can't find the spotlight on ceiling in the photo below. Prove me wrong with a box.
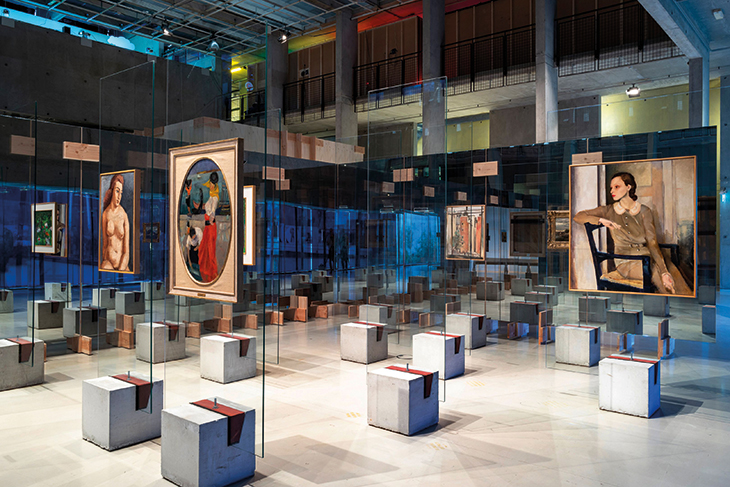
[278,31,289,43]
[2,8,9,17]
[626,84,640,98]
[713,9,724,20]
[209,39,219,52]
[162,24,171,36]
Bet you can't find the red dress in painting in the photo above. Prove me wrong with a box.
[198,216,218,282]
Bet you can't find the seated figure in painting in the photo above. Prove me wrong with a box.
[101,174,130,271]
[573,172,691,295]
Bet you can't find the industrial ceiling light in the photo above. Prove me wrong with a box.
[230,66,242,73]
[713,9,724,20]
[2,9,9,17]
[626,84,640,98]
[278,31,289,43]
[162,24,171,36]
[209,39,219,52]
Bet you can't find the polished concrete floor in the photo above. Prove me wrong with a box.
[1,295,729,486]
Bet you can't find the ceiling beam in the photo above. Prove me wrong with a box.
[639,0,709,59]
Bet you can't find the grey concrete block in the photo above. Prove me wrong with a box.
[477,281,504,301]
[697,285,716,305]
[599,357,660,418]
[429,294,461,313]
[136,322,186,364]
[340,322,388,364]
[367,273,384,288]
[546,276,565,293]
[27,300,65,329]
[702,305,716,334]
[510,278,532,296]
[162,400,256,487]
[445,313,488,349]
[359,305,394,325]
[0,338,44,391]
[555,325,601,367]
[201,335,256,384]
[579,296,609,323]
[524,292,550,310]
[63,306,107,338]
[82,374,162,451]
[643,295,669,317]
[45,282,71,302]
[413,332,465,380]
[140,281,165,301]
[92,288,118,309]
[533,285,558,306]
[510,301,540,326]
[606,310,643,335]
[116,291,145,316]
[0,289,14,313]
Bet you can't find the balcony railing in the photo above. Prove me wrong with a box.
[354,52,422,111]
[230,90,265,125]
[283,73,336,125]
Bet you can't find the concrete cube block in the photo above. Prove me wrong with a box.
[359,305,394,325]
[507,322,529,339]
[606,310,643,335]
[555,325,601,367]
[525,292,550,310]
[532,285,558,306]
[579,296,609,323]
[599,357,660,418]
[367,366,439,435]
[63,306,107,338]
[140,281,165,301]
[643,295,669,317]
[510,278,532,296]
[340,322,388,364]
[413,332,465,380]
[116,291,145,316]
[384,269,396,284]
[291,274,310,289]
[354,268,367,280]
[445,313,488,349]
[162,400,256,487]
[45,282,71,302]
[697,285,716,305]
[510,301,541,326]
[312,270,327,278]
[702,305,716,334]
[27,300,65,329]
[136,322,186,364]
[0,289,14,313]
[409,276,429,289]
[82,374,162,451]
[429,294,460,313]
[201,334,257,384]
[457,269,474,287]
[92,288,118,309]
[367,273,384,288]
[0,338,44,391]
[546,276,565,293]
[477,281,504,301]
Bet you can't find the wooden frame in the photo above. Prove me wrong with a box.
[168,138,244,303]
[547,210,570,250]
[142,223,160,243]
[445,205,486,260]
[510,211,546,257]
[99,169,141,273]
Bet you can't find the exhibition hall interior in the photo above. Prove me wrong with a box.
[1,0,729,485]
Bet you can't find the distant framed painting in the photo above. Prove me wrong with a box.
[143,223,160,243]
[99,169,141,273]
[445,205,486,260]
[169,138,244,302]
[32,203,57,254]
[510,212,545,257]
[547,210,570,250]
[242,185,256,266]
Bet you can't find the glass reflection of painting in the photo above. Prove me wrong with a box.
[445,205,486,260]
[178,158,231,284]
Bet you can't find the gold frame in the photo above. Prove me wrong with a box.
[168,138,244,302]
[569,155,697,298]
[98,169,141,274]
[547,210,570,250]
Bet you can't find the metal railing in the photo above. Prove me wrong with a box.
[354,52,422,111]
[230,90,265,125]
[555,0,681,76]
[283,72,336,125]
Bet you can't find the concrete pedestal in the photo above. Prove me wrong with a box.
[359,305,394,325]
[477,281,504,301]
[63,306,107,338]
[82,374,162,451]
[510,301,541,326]
[45,282,71,302]
[413,332,465,379]
[367,273,384,288]
[0,337,44,391]
[507,322,529,339]
[445,313,489,349]
[697,285,716,305]
[0,289,13,313]
[162,400,256,487]
[116,291,145,316]
[340,322,388,364]
[291,274,310,289]
[702,305,716,334]
[532,285,558,306]
[524,292,550,310]
[367,366,439,435]
[200,334,256,384]
[136,322,186,364]
[546,276,565,293]
[429,294,461,313]
[555,325,601,367]
[92,288,118,309]
[510,278,532,296]
[606,310,643,335]
[643,295,669,317]
[384,269,396,284]
[579,296,609,323]
[27,300,65,329]
[457,269,474,287]
[141,281,165,301]
[599,357,660,418]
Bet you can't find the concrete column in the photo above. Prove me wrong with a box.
[422,0,446,155]
[336,9,358,143]
[720,75,730,290]
[535,0,558,144]
[689,56,710,128]
[266,32,288,130]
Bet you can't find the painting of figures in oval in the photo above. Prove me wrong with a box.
[445,205,486,260]
[178,158,231,284]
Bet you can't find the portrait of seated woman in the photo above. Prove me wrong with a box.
[572,167,695,296]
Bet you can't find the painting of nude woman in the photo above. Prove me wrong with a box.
[99,169,140,274]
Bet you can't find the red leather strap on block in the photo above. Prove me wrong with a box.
[191,399,246,446]
[560,324,599,330]
[386,366,434,399]
[608,355,659,365]
[109,289,117,298]
[7,338,32,363]
[355,321,385,341]
[156,322,180,341]
[426,331,462,354]
[0,290,8,301]
[111,374,152,410]
[222,334,251,357]
[134,292,143,302]
[50,301,61,313]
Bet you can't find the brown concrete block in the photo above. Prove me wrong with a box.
[184,321,201,338]
[116,313,134,332]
